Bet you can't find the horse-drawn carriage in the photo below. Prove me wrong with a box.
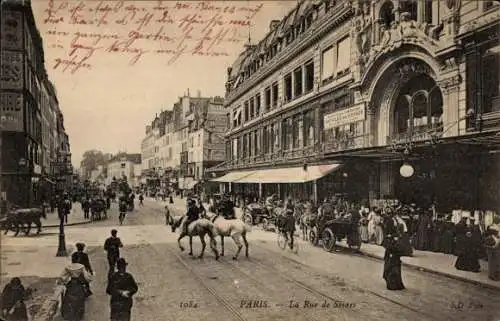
[242,202,271,226]
[309,215,361,252]
[90,199,107,221]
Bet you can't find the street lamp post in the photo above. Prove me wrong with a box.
[55,158,68,257]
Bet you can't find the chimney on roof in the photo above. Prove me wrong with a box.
[187,88,190,97]
[197,90,201,98]
[269,20,280,31]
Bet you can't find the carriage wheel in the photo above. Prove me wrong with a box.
[322,228,336,252]
[277,232,287,250]
[243,213,253,225]
[262,218,269,231]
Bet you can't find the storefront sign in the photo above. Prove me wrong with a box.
[0,92,23,132]
[1,11,23,50]
[1,51,23,90]
[323,103,366,130]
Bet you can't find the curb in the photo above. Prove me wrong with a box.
[45,220,91,228]
[338,244,500,291]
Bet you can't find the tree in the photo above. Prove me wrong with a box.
[80,150,106,179]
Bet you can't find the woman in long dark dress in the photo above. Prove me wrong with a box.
[382,212,405,291]
[1,277,29,321]
[455,229,481,273]
[441,221,455,254]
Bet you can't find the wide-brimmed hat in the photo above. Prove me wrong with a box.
[75,242,85,250]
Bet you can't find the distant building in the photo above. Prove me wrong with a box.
[106,153,141,186]
[141,92,225,194]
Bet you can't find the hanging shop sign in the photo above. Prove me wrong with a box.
[323,103,366,130]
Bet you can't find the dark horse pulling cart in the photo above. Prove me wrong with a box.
[1,207,47,236]
[309,215,361,252]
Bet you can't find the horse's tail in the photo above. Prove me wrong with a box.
[243,222,252,233]
[207,223,218,239]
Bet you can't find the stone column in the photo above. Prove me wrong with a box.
[438,74,462,137]
[315,106,322,147]
[365,101,377,147]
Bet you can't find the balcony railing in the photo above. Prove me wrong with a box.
[481,110,500,131]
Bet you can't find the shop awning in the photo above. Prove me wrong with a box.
[211,170,255,182]
[235,164,342,184]
[184,179,199,190]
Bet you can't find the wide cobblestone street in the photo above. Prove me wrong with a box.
[2,199,499,321]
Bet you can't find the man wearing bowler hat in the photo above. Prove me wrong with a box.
[106,258,138,321]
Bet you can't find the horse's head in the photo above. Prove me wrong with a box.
[171,216,182,232]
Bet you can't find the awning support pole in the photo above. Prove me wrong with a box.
[277,184,281,199]
[313,180,318,204]
[229,182,232,193]
[258,183,263,199]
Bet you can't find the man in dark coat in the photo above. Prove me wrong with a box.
[106,258,138,321]
[72,242,94,295]
[58,192,72,224]
[105,230,123,278]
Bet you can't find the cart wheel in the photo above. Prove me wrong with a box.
[262,218,269,230]
[322,228,336,252]
[244,213,253,225]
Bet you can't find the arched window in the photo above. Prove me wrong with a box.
[380,1,395,28]
[393,74,443,136]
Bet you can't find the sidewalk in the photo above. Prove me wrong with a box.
[43,204,91,228]
[335,239,500,290]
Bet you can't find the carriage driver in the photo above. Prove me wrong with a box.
[265,194,278,215]
[181,199,200,235]
[221,194,236,220]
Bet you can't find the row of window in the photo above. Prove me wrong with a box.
[236,0,336,87]
[229,35,351,131]
[227,110,318,160]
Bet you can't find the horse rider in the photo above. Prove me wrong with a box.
[181,199,200,235]
[195,198,207,218]
[71,243,94,295]
[220,194,236,220]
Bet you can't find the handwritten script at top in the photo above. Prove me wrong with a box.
[43,0,263,74]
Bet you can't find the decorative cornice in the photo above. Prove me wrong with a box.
[437,74,462,93]
[224,3,354,107]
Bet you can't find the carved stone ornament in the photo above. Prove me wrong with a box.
[362,17,441,77]
[440,57,459,71]
[437,74,462,93]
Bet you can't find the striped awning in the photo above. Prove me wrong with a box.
[234,164,342,184]
[210,170,255,183]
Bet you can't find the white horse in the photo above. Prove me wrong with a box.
[205,211,251,260]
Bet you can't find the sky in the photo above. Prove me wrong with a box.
[31,0,297,167]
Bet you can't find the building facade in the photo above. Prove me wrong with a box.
[105,153,142,186]
[1,0,71,207]
[212,0,500,213]
[140,93,226,193]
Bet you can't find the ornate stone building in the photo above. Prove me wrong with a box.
[211,0,500,212]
